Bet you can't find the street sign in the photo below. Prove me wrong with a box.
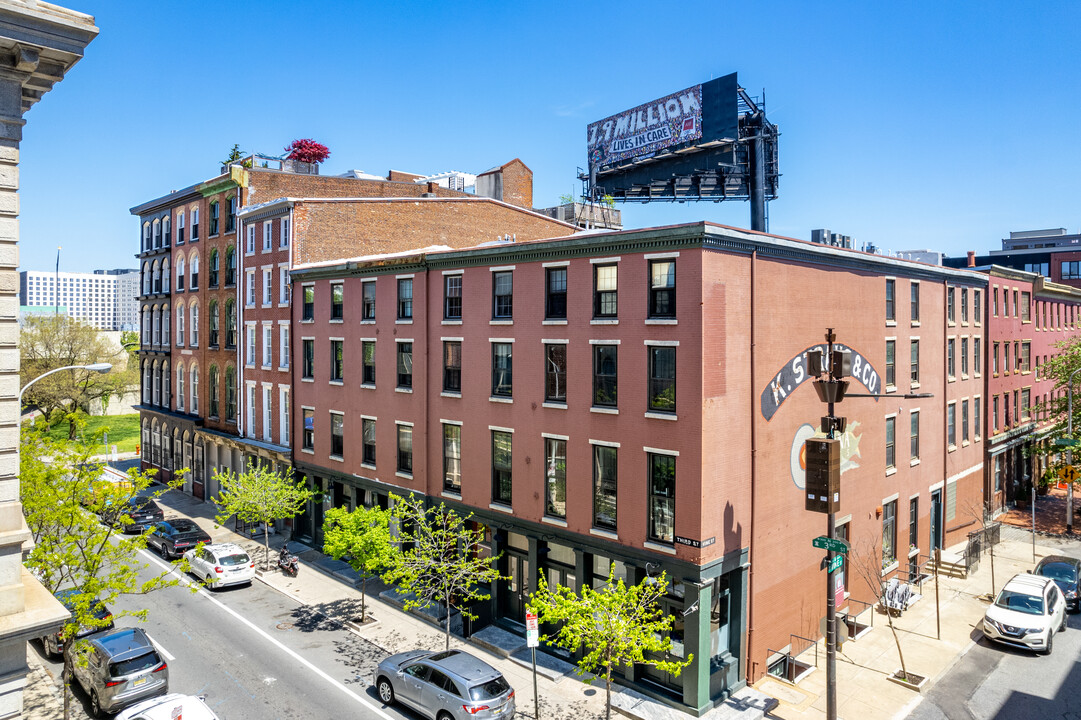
[813,536,849,554]
[828,555,844,573]
[1055,438,1081,447]
[525,611,539,648]
[1058,466,1079,484]
[834,572,845,608]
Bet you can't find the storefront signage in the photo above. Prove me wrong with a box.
[675,535,715,548]
[761,342,881,421]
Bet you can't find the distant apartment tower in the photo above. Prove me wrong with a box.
[19,268,139,330]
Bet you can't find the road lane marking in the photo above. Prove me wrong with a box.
[141,550,397,720]
[145,633,175,661]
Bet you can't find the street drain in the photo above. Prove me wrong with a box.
[276,622,294,630]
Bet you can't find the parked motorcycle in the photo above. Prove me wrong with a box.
[278,545,299,577]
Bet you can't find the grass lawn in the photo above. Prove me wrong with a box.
[45,413,141,454]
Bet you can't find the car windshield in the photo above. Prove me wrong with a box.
[469,676,510,701]
[170,521,199,532]
[174,532,205,542]
[219,553,249,566]
[109,650,160,677]
[1039,563,1077,583]
[995,589,1045,615]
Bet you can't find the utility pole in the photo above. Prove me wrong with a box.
[804,328,933,720]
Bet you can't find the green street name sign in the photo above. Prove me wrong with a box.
[812,536,849,554]
[1055,438,1080,447]
[829,555,844,573]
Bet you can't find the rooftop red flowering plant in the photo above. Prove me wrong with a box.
[284,138,330,165]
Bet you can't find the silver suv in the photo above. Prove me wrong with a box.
[71,627,169,716]
[375,649,515,720]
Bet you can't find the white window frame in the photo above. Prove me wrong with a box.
[263,221,272,252]
[279,264,290,305]
[246,224,256,254]
[262,323,273,369]
[279,386,290,445]
[245,382,256,439]
[246,269,256,307]
[279,323,290,370]
[262,268,272,306]
[280,217,290,248]
[246,323,256,367]
[262,383,273,443]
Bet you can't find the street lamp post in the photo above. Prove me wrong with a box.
[805,329,933,720]
[19,363,113,408]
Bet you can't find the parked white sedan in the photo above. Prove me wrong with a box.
[184,542,255,589]
[982,572,1067,654]
[116,693,220,720]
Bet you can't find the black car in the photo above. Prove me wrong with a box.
[38,589,114,658]
[146,519,212,560]
[1035,555,1081,612]
[115,497,164,534]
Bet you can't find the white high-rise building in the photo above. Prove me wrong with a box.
[19,268,139,331]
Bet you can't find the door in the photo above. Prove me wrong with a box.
[642,595,686,692]
[500,551,529,624]
[930,490,943,551]
[397,663,430,712]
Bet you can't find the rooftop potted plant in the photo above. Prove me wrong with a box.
[284,138,330,175]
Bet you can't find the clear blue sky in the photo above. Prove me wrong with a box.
[17,1,1081,273]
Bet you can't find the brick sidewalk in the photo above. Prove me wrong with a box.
[999,486,1081,536]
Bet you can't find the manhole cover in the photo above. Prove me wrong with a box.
[276,623,294,630]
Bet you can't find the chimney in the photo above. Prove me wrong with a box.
[967,251,976,267]
[427,181,438,194]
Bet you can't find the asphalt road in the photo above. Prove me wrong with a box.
[31,545,424,720]
[909,535,1081,720]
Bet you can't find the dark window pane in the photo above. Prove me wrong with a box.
[444,341,462,393]
[593,445,617,530]
[444,275,462,319]
[397,343,413,388]
[492,431,512,504]
[649,346,675,412]
[593,345,617,407]
[545,344,567,403]
[546,268,567,319]
[648,261,675,318]
[492,343,512,397]
[648,454,675,543]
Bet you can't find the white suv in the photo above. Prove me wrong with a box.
[184,543,255,589]
[983,572,1067,654]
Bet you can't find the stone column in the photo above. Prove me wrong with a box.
[0,6,98,717]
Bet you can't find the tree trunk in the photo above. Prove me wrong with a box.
[445,589,452,651]
[886,612,908,681]
[360,576,367,622]
[263,522,271,571]
[604,664,612,720]
[62,639,72,720]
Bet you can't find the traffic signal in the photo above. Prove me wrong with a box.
[805,437,841,514]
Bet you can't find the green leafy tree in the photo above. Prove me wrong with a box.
[323,504,396,621]
[222,143,244,165]
[20,421,189,719]
[20,315,135,438]
[212,460,315,570]
[382,493,503,650]
[528,565,692,720]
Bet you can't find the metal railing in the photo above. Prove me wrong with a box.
[841,597,874,629]
[790,633,818,668]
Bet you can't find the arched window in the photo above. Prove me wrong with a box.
[173,427,182,472]
[176,255,185,292]
[176,305,185,346]
[190,252,200,290]
[194,436,204,487]
[177,211,185,244]
[225,365,237,421]
[141,418,150,462]
[162,359,170,407]
[141,306,150,344]
[209,365,219,418]
[151,419,161,466]
[163,215,171,246]
[208,248,220,287]
[225,298,236,348]
[191,206,200,240]
[151,306,161,346]
[151,260,161,294]
[141,359,150,404]
[162,303,170,346]
[209,201,219,236]
[190,301,199,347]
[177,362,185,412]
[152,219,161,249]
[225,246,236,286]
[226,195,236,233]
[208,299,219,347]
[143,222,151,252]
[161,257,170,293]
[142,261,151,295]
[152,360,161,406]
[161,422,171,471]
[190,363,199,414]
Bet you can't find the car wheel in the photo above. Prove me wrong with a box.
[438,712,453,720]
[90,689,103,718]
[1044,630,1054,655]
[159,544,170,560]
[376,677,395,704]
[1061,613,1068,632]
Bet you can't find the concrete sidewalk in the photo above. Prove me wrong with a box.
[147,486,775,720]
[752,526,1067,720]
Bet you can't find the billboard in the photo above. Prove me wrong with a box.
[587,85,705,167]
[582,72,778,221]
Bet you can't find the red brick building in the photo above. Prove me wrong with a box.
[983,267,1081,509]
[289,221,988,711]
